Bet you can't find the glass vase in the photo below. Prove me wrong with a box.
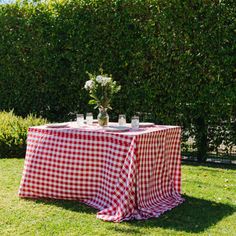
[97,107,109,127]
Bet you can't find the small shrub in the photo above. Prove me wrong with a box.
[0,111,47,158]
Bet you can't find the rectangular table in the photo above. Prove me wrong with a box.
[19,123,184,222]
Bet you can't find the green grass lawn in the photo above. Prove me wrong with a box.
[0,158,236,236]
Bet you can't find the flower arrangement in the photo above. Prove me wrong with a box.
[84,72,121,126]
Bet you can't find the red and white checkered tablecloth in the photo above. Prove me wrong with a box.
[19,123,184,222]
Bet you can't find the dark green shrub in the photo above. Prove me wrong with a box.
[0,0,235,161]
[0,111,47,158]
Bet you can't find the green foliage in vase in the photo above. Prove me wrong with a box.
[84,71,121,110]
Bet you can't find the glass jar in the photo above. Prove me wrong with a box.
[97,107,109,127]
[86,112,93,125]
[131,116,139,130]
[77,114,84,126]
[118,114,126,126]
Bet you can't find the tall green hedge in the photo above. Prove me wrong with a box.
[0,0,235,161]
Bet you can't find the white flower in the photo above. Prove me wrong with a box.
[96,75,112,86]
[84,80,94,90]
[101,77,112,86]
[96,75,103,83]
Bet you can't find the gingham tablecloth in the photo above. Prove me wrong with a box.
[19,123,184,222]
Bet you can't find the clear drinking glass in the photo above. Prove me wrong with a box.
[118,114,126,126]
[131,116,139,130]
[77,114,84,126]
[86,112,93,125]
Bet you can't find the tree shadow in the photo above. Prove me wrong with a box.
[182,161,236,170]
[124,195,235,233]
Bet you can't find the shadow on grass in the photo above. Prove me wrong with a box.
[182,161,236,170]
[24,198,97,215]
[26,194,235,234]
[124,194,235,233]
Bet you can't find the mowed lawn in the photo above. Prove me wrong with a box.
[0,158,236,236]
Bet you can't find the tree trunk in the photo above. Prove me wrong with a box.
[195,117,208,162]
